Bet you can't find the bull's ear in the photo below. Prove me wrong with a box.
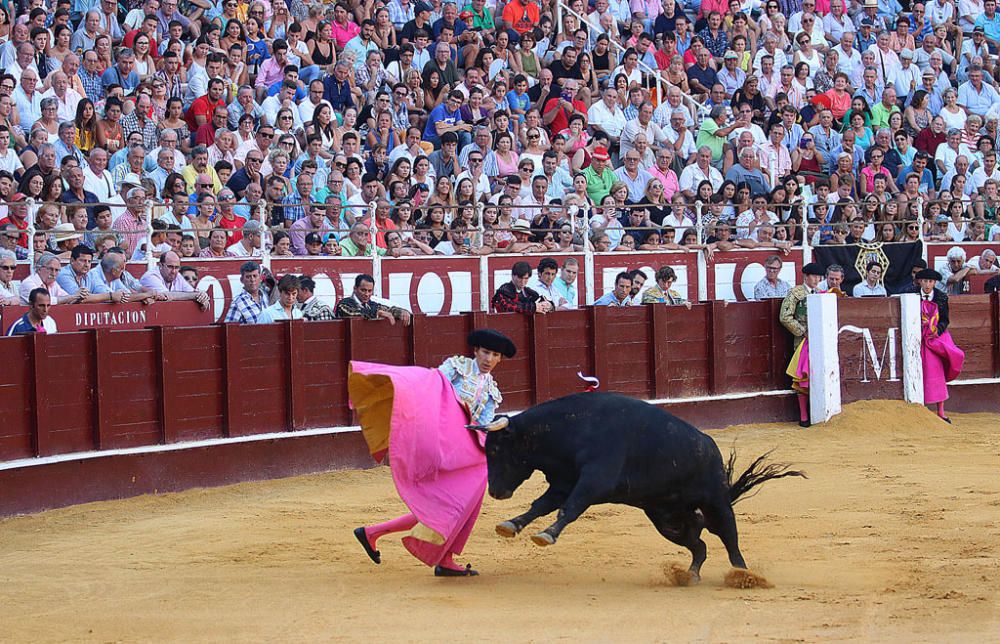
[466,416,510,433]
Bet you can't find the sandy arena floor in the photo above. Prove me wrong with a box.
[1,400,999,642]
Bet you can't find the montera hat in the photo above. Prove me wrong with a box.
[468,329,517,358]
[915,268,943,282]
[802,262,825,276]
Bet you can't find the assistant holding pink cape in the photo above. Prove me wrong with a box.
[348,329,516,577]
[914,269,965,423]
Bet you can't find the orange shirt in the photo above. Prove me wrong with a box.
[502,0,540,35]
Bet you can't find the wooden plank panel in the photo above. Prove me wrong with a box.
[947,298,994,380]
[165,326,226,442]
[0,336,33,460]
[299,321,351,428]
[100,330,161,449]
[35,332,96,456]
[225,324,289,435]
[838,298,904,402]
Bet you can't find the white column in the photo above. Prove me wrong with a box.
[807,292,842,424]
[479,255,490,312]
[898,293,925,405]
[696,250,708,302]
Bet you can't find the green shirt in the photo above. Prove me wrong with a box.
[869,103,900,132]
[462,4,495,30]
[695,118,725,163]
[583,165,616,204]
[340,237,387,256]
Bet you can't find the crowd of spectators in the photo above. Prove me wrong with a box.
[0,0,999,327]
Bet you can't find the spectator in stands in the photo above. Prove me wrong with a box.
[642,266,692,307]
[0,249,18,305]
[296,276,336,321]
[819,264,848,295]
[492,260,552,314]
[939,246,975,294]
[19,252,79,304]
[528,257,571,310]
[82,250,161,304]
[852,262,888,297]
[227,220,264,257]
[56,244,96,296]
[341,222,387,256]
[552,258,579,309]
[257,274,304,324]
[139,252,210,309]
[6,287,56,335]
[224,261,270,324]
[753,255,791,300]
[180,266,199,289]
[594,271,633,307]
[335,273,411,324]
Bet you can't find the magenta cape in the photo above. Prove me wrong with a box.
[347,361,487,567]
[786,339,810,394]
[921,301,965,404]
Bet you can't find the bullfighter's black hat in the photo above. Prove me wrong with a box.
[914,268,943,282]
[468,329,516,358]
[802,262,825,276]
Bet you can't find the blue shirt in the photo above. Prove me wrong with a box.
[974,13,1000,42]
[422,103,460,147]
[594,291,631,306]
[56,264,88,295]
[256,302,304,324]
[957,81,1000,116]
[82,265,126,294]
[101,66,140,93]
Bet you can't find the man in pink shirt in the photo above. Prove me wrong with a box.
[139,251,210,309]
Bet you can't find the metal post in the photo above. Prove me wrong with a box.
[26,198,36,269]
[145,200,156,272]
[259,198,272,271]
[915,196,927,262]
[695,202,703,244]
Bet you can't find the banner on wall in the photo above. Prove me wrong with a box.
[813,242,924,294]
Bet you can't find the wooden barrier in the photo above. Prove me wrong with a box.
[0,303,800,464]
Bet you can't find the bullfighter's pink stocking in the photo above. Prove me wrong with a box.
[937,402,946,419]
[797,394,809,422]
[366,514,418,546]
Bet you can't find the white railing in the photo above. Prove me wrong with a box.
[554,0,707,120]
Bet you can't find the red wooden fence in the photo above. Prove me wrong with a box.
[0,302,796,463]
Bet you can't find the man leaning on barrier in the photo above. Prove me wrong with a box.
[139,252,210,311]
[335,273,411,325]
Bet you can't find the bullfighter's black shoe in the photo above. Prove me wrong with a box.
[798,419,811,428]
[434,564,478,577]
[354,527,381,564]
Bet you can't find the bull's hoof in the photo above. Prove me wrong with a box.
[531,532,555,547]
[496,521,518,538]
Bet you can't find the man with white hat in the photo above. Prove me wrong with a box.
[108,172,142,224]
[50,222,83,258]
[893,49,922,104]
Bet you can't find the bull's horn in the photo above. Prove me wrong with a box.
[466,416,510,432]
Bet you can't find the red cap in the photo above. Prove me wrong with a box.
[8,192,26,202]
[459,10,474,19]
[592,147,610,161]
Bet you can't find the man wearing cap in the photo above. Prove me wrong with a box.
[582,146,616,204]
[399,2,433,45]
[50,223,84,259]
[893,49,921,104]
[780,262,825,428]
[0,193,31,248]
[717,51,746,98]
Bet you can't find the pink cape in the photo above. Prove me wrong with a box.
[786,338,810,393]
[921,299,965,404]
[347,361,487,567]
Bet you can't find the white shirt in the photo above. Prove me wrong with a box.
[0,148,23,176]
[40,86,83,123]
[261,95,304,129]
[84,166,116,203]
[587,100,627,139]
[528,276,570,309]
[227,241,263,257]
[679,164,723,194]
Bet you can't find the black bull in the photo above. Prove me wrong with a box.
[470,392,805,582]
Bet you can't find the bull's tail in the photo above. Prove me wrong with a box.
[726,449,807,505]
